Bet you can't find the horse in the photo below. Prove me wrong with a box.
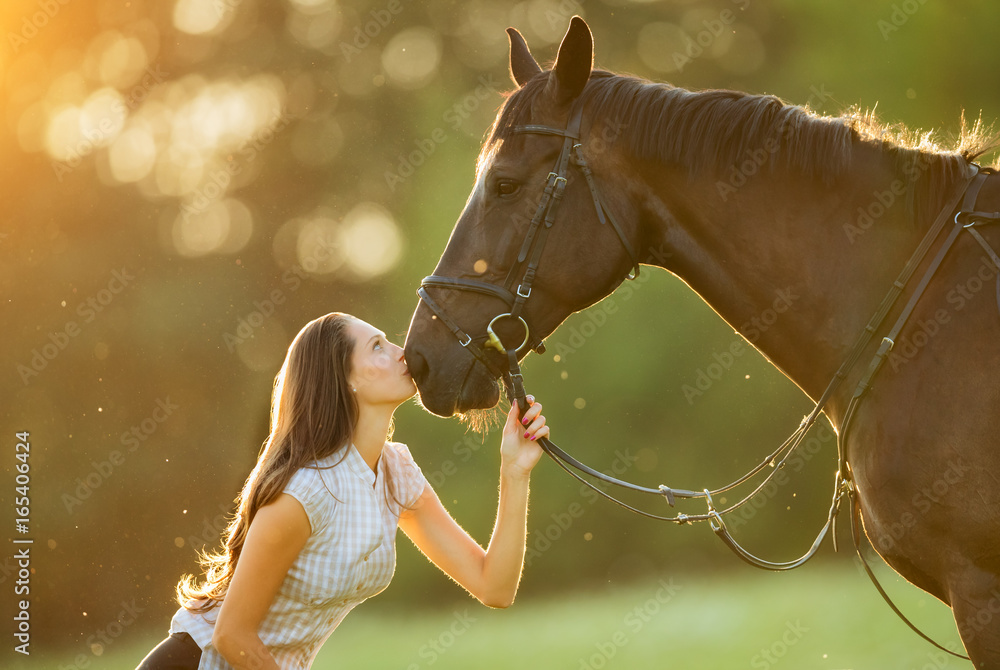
[403,16,1000,666]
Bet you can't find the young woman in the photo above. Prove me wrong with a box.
[136,312,549,669]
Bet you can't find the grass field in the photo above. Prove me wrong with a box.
[20,564,972,669]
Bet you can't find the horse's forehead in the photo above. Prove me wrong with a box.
[474,144,496,184]
[472,139,522,194]
[470,147,495,208]
[458,144,522,257]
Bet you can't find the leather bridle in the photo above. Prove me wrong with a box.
[417,98,640,388]
[415,94,1000,660]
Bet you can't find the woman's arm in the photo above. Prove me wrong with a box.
[398,398,548,608]
[211,493,311,669]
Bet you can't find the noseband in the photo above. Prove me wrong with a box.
[417,99,640,386]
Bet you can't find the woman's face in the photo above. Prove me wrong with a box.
[347,319,416,407]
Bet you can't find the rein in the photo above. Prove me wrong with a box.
[416,98,1000,657]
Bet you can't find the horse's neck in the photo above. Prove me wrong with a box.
[637,155,923,417]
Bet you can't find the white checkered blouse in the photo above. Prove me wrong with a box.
[170,441,428,669]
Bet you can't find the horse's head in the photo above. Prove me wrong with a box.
[405,17,643,417]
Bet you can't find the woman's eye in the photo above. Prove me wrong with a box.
[373,341,382,350]
[496,181,519,197]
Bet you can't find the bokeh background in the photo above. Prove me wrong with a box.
[3,0,999,668]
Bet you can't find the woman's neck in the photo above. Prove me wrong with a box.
[352,403,396,472]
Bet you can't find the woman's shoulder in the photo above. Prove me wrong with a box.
[286,452,346,492]
[285,462,325,491]
[382,442,425,490]
[282,456,344,528]
[382,441,421,470]
[380,441,427,510]
[384,440,413,459]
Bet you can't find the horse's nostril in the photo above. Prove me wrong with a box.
[406,349,429,384]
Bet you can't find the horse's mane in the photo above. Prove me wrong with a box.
[480,70,997,218]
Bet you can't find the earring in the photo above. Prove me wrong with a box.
[352,387,357,392]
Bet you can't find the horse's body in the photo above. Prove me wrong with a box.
[404,18,1000,665]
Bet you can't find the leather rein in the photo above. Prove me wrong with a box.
[416,98,1000,658]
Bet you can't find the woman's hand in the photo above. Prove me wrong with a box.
[500,395,547,479]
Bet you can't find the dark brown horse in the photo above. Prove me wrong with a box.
[404,17,1000,666]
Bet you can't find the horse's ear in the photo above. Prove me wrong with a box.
[507,28,541,88]
[548,16,593,105]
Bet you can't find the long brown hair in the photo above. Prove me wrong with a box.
[176,312,403,612]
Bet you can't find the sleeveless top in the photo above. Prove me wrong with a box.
[170,442,427,669]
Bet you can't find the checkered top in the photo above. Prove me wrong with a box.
[170,441,427,669]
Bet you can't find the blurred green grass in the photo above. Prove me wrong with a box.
[30,563,971,670]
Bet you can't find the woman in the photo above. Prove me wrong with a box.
[137,312,549,669]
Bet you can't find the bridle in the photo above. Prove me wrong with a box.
[417,98,641,387]
[415,94,1000,660]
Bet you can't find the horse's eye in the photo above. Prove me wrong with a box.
[496,180,519,197]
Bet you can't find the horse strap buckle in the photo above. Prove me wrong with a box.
[703,489,725,532]
[831,470,856,545]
